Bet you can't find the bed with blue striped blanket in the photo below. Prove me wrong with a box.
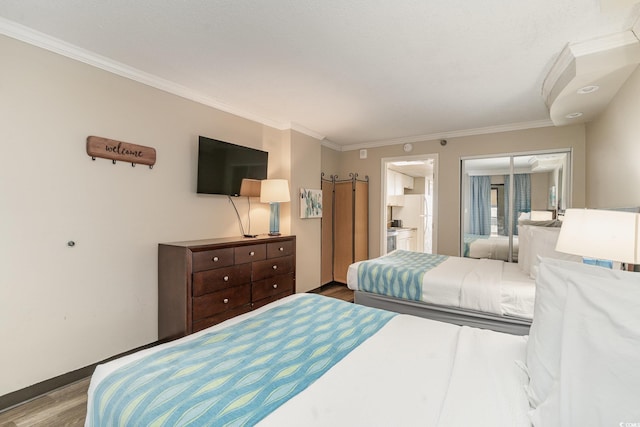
[348,250,535,321]
[87,295,395,427]
[357,250,448,301]
[86,293,533,426]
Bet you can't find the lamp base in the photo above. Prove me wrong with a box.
[582,257,613,269]
[268,232,281,236]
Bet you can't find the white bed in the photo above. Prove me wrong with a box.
[86,258,640,426]
[464,234,519,261]
[347,251,535,319]
[86,293,531,427]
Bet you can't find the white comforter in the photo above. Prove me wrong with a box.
[348,254,535,319]
[87,294,531,427]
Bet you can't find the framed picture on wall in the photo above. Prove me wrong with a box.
[300,188,322,218]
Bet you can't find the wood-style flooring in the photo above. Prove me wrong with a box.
[0,283,354,426]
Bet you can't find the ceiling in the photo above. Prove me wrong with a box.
[1,1,639,148]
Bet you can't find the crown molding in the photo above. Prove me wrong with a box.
[338,119,554,151]
[289,123,325,141]
[0,17,327,141]
[570,30,639,57]
[541,42,575,105]
[320,139,342,151]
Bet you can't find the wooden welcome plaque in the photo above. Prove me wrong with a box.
[86,136,156,167]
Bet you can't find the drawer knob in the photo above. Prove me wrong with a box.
[250,251,255,256]
[223,275,229,282]
[213,256,219,262]
[273,284,278,289]
[223,298,229,304]
[279,247,284,251]
[272,265,278,270]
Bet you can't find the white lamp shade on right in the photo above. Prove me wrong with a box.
[260,179,290,203]
[555,208,640,264]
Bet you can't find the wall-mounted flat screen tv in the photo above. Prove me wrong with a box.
[196,136,268,196]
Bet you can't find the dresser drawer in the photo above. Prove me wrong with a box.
[253,273,294,301]
[234,244,266,264]
[267,240,295,259]
[252,256,294,281]
[192,247,234,272]
[192,283,251,321]
[192,265,251,296]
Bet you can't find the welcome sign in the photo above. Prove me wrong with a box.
[86,135,156,167]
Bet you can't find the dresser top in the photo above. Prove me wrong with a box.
[160,234,295,250]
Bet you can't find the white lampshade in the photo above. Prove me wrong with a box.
[555,208,640,264]
[260,179,290,203]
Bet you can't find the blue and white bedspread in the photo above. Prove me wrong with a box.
[357,250,448,301]
[463,234,488,257]
[88,295,395,427]
[348,251,528,316]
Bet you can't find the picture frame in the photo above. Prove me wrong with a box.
[300,188,322,218]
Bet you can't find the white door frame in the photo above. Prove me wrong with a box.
[380,154,439,255]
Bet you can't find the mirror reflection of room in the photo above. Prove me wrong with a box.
[461,151,570,262]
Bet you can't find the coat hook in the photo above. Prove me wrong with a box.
[149,165,153,170]
[91,157,96,161]
[131,163,136,167]
[112,160,116,165]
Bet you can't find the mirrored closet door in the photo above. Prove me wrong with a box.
[460,150,571,262]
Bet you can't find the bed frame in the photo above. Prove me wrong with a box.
[354,290,531,335]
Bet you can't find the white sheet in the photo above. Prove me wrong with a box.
[347,254,535,318]
[86,294,531,427]
[467,235,519,261]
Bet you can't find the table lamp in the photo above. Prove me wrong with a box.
[260,179,290,236]
[555,208,640,268]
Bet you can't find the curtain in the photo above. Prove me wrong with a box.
[469,175,491,235]
[504,173,531,235]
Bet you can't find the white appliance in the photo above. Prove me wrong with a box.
[394,194,429,253]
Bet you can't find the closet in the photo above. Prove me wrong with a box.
[321,173,369,284]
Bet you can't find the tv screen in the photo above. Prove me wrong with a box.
[197,136,268,196]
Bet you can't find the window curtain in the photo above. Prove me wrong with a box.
[503,173,531,235]
[469,175,491,235]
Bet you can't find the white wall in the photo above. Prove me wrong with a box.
[585,68,640,208]
[0,35,321,396]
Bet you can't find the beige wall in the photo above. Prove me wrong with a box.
[290,131,322,292]
[331,125,586,257]
[0,35,321,396]
[585,68,640,208]
[531,171,551,211]
[321,145,341,177]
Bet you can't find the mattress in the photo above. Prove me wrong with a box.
[348,251,535,319]
[86,294,531,427]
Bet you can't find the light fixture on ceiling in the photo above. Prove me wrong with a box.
[565,112,583,119]
[577,85,600,94]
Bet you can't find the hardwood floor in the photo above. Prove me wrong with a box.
[0,378,89,427]
[0,284,354,426]
[309,282,354,302]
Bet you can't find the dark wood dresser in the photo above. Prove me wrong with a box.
[158,235,296,341]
